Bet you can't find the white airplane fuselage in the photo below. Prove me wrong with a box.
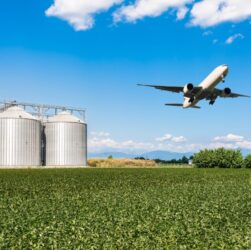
[183,65,229,108]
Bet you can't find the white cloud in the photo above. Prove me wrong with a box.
[45,0,251,31]
[113,0,193,23]
[213,133,244,142]
[90,131,110,137]
[156,134,173,142]
[236,141,251,150]
[156,134,187,143]
[90,138,118,148]
[45,0,123,31]
[176,6,189,20]
[88,132,155,153]
[88,132,251,154]
[212,133,251,150]
[225,33,244,44]
[207,142,237,150]
[190,0,251,27]
[89,131,191,153]
[171,136,187,143]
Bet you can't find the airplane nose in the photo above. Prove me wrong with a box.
[222,64,229,75]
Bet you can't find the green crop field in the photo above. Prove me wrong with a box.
[0,168,250,249]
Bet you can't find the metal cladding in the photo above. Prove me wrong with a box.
[0,106,41,166]
[44,112,87,166]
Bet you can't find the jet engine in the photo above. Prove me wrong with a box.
[183,83,194,94]
[223,87,231,96]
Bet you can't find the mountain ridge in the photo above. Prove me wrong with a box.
[88,150,192,160]
[89,149,251,160]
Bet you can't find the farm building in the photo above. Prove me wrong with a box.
[0,101,87,167]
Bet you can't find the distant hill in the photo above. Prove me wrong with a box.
[88,152,136,159]
[89,151,192,160]
[89,149,251,160]
[140,151,192,160]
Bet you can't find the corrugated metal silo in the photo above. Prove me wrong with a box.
[44,112,87,166]
[0,106,41,166]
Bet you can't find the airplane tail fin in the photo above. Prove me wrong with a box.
[165,103,201,109]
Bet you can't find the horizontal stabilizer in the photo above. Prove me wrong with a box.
[165,103,201,109]
[165,103,183,107]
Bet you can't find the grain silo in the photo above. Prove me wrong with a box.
[44,111,87,166]
[0,106,41,166]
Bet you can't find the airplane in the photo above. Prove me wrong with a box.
[138,64,249,109]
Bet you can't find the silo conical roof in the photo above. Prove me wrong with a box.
[47,111,84,123]
[0,106,37,120]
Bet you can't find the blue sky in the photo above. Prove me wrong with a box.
[0,0,251,153]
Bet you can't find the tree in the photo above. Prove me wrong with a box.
[108,155,113,160]
[244,155,251,168]
[135,157,146,160]
[181,156,189,164]
[193,148,243,168]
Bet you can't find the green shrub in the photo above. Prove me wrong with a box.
[244,155,251,168]
[193,148,243,168]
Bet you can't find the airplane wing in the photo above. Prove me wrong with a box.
[214,88,250,98]
[137,84,202,94]
[138,84,183,93]
[228,93,251,98]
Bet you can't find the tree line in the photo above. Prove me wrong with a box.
[135,156,192,165]
[135,148,251,168]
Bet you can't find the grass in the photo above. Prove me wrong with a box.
[0,168,250,249]
[87,158,191,168]
[88,158,157,168]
